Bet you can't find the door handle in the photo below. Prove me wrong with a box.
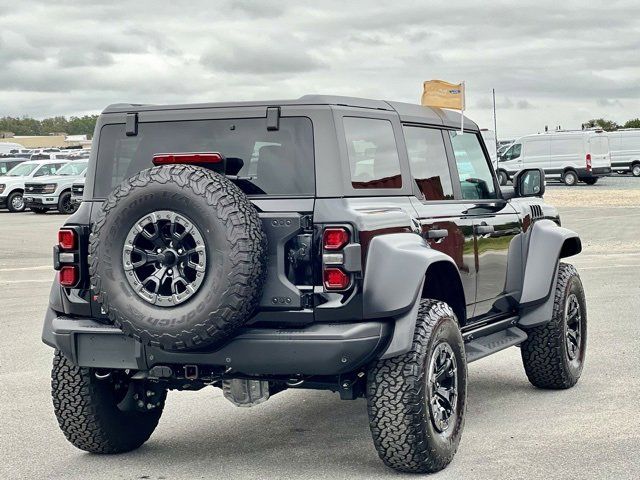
[475,224,495,235]
[426,229,449,240]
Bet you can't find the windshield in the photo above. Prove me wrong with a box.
[7,163,38,177]
[95,117,315,198]
[56,161,88,176]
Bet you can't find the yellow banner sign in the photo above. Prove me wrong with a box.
[421,80,465,110]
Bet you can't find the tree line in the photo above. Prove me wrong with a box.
[0,115,99,137]
[583,118,640,131]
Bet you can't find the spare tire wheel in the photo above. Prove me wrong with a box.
[89,164,267,351]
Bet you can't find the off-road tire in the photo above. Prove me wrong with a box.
[89,164,267,351]
[521,263,587,389]
[562,170,578,186]
[7,191,25,212]
[51,351,165,453]
[367,299,467,474]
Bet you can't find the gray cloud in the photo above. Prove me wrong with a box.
[0,0,639,137]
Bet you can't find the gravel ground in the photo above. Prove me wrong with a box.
[0,182,639,480]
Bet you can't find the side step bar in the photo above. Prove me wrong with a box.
[465,326,528,363]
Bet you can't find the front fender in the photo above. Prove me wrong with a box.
[519,219,581,328]
[362,233,463,359]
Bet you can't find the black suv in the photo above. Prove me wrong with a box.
[43,96,586,473]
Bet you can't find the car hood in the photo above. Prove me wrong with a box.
[25,174,84,183]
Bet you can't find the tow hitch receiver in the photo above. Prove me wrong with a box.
[223,379,270,407]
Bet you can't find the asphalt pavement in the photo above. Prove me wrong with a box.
[0,178,639,480]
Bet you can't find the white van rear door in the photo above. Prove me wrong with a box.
[589,135,611,168]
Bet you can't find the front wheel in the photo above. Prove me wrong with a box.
[497,170,509,186]
[58,191,77,214]
[51,351,166,453]
[521,263,586,389]
[367,300,467,473]
[7,191,25,212]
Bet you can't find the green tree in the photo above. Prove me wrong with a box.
[582,118,619,131]
[0,115,98,137]
[623,118,640,129]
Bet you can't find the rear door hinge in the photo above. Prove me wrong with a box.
[301,293,314,309]
[301,214,313,232]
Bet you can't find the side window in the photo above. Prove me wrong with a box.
[403,126,454,200]
[449,131,497,200]
[503,143,521,161]
[343,117,402,189]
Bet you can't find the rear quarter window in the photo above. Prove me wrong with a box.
[343,117,402,189]
[94,117,315,198]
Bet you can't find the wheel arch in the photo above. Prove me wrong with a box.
[361,233,466,359]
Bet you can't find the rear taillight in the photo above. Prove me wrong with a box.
[59,266,78,287]
[586,153,592,172]
[55,227,81,288]
[322,226,352,291]
[323,267,350,290]
[58,229,77,250]
[323,227,350,250]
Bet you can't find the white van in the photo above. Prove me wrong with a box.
[480,129,498,168]
[497,130,611,186]
[607,129,640,177]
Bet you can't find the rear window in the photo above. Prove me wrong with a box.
[94,117,314,198]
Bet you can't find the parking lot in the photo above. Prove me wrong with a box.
[0,176,639,480]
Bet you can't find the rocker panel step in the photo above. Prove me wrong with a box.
[465,326,528,363]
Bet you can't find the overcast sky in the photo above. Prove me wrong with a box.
[1,0,639,138]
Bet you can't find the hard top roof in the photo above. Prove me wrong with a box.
[103,95,478,130]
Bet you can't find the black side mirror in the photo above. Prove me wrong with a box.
[513,168,545,197]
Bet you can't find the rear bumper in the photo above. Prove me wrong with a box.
[578,166,611,178]
[42,309,392,376]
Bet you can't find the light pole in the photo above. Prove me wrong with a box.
[492,88,498,149]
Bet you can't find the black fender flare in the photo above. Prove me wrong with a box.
[518,219,581,327]
[361,233,465,359]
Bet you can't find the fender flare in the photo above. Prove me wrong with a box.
[518,219,581,327]
[361,233,465,359]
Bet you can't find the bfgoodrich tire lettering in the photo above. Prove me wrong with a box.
[521,263,587,389]
[89,164,267,351]
[366,299,467,473]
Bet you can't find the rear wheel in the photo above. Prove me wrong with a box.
[7,191,25,212]
[51,351,166,453]
[562,170,578,186]
[521,263,586,389]
[632,163,640,177]
[367,300,467,473]
[497,170,509,186]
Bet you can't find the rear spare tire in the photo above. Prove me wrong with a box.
[89,165,267,351]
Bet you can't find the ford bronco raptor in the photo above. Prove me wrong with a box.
[42,96,586,473]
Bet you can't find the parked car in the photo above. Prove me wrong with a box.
[70,178,85,207]
[0,159,69,212]
[607,129,640,176]
[30,152,70,161]
[497,130,611,185]
[43,95,586,474]
[23,160,88,214]
[0,142,25,155]
[0,158,26,176]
